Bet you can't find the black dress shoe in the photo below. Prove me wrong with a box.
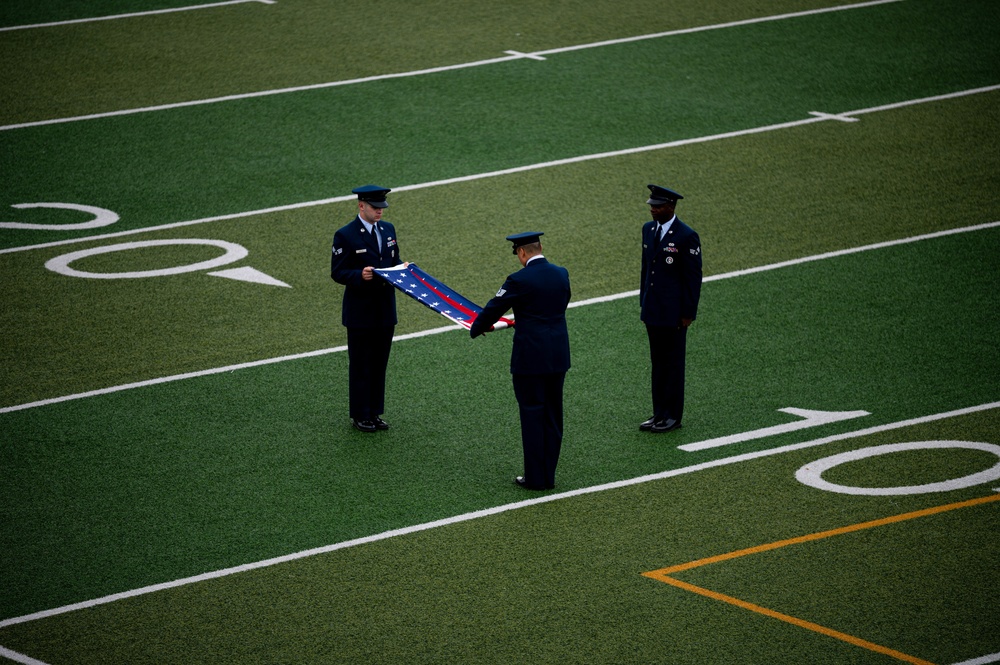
[639,416,657,431]
[373,417,390,431]
[351,418,377,433]
[650,418,681,433]
[514,476,547,491]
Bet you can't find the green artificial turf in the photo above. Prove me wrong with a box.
[2,90,998,407]
[2,226,998,622]
[2,0,998,661]
[2,422,997,663]
[0,0,892,122]
[2,0,998,247]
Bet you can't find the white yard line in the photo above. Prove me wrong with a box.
[0,645,50,665]
[3,219,998,416]
[0,0,903,131]
[0,0,273,33]
[532,0,903,56]
[951,653,1000,665]
[3,83,998,259]
[1,398,996,630]
[1,84,997,415]
[2,0,996,653]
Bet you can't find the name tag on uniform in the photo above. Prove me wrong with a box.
[356,248,367,254]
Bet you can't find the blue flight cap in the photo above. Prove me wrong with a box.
[352,184,391,208]
[506,231,544,254]
[646,184,683,205]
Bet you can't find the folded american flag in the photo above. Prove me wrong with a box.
[375,263,513,330]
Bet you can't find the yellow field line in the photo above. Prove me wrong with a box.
[649,575,938,665]
[642,493,1000,664]
[649,494,1000,576]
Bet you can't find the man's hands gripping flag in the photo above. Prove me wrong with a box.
[375,264,513,331]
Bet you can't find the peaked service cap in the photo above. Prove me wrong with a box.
[646,184,683,205]
[506,231,544,254]
[352,184,391,208]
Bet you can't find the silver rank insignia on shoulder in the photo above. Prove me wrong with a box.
[691,246,701,255]
[333,247,342,255]
[496,288,506,297]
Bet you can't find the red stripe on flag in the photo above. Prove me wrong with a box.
[411,269,477,318]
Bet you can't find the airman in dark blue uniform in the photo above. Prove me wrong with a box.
[639,185,702,433]
[471,232,571,490]
[330,185,403,433]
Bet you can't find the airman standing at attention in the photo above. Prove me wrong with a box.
[638,184,702,434]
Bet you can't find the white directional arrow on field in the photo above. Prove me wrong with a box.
[678,407,871,452]
[208,266,291,288]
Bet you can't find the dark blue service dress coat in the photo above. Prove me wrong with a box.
[330,216,402,327]
[640,217,702,326]
[470,257,571,374]
[639,217,702,425]
[471,257,571,490]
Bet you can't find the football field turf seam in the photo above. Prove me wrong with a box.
[0,0,905,131]
[1,400,997,631]
[2,220,997,414]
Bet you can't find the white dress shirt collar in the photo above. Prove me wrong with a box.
[656,215,676,238]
